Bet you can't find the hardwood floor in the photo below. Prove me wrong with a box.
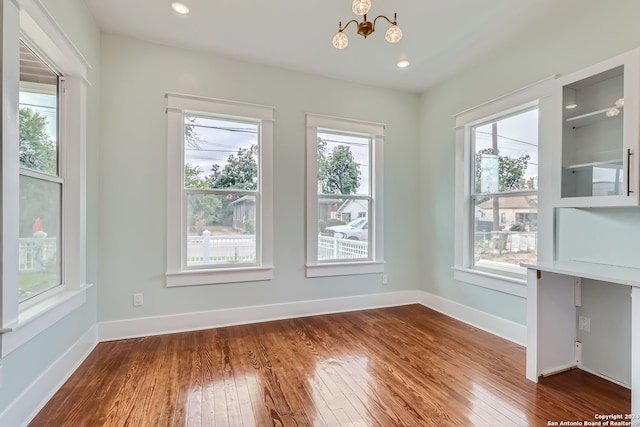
[30,305,630,426]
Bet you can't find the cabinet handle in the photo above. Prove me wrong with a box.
[627,148,633,196]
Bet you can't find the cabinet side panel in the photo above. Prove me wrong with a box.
[537,271,577,375]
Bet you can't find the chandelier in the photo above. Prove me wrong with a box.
[332,0,403,49]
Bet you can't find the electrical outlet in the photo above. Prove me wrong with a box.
[133,293,144,307]
[578,315,590,332]
[382,274,388,285]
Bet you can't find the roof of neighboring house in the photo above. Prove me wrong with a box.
[477,196,537,210]
[229,195,255,206]
[337,198,368,214]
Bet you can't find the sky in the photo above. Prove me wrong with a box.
[184,115,258,181]
[474,107,539,191]
[184,116,372,195]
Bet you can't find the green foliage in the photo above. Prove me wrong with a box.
[317,138,361,195]
[510,223,526,232]
[207,144,258,190]
[185,163,221,233]
[475,148,531,193]
[243,219,255,234]
[184,163,208,189]
[184,116,202,149]
[19,108,57,175]
[187,192,223,233]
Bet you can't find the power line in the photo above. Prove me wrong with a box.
[475,130,538,147]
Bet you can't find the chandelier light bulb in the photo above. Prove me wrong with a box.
[352,0,371,16]
[385,25,403,43]
[333,32,349,49]
[616,97,625,108]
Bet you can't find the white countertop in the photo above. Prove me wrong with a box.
[522,260,640,287]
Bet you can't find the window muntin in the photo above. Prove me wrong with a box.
[18,41,63,302]
[183,114,261,269]
[470,108,539,274]
[317,130,372,262]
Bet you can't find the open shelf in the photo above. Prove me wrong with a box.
[565,106,623,128]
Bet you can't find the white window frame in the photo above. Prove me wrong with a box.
[166,93,274,286]
[1,0,90,357]
[305,113,385,277]
[453,78,554,297]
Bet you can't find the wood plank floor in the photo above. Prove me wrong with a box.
[30,305,630,426]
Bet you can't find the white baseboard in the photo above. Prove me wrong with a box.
[98,290,421,341]
[0,324,98,427]
[99,290,527,347]
[418,290,527,346]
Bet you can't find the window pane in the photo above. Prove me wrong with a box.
[19,175,62,302]
[184,115,259,191]
[19,41,58,175]
[473,108,538,194]
[317,131,370,196]
[318,198,370,261]
[473,195,537,273]
[186,193,257,267]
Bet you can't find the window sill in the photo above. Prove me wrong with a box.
[166,266,274,287]
[452,266,526,297]
[0,284,92,357]
[306,261,385,278]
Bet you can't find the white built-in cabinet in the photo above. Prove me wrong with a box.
[526,49,640,414]
[553,49,640,207]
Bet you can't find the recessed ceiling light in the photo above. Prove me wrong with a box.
[565,103,578,109]
[396,60,410,68]
[170,1,189,14]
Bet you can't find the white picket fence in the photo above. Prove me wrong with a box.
[19,237,57,272]
[318,235,368,260]
[187,232,256,265]
[186,233,368,264]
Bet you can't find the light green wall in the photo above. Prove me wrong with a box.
[419,0,640,325]
[97,34,421,322]
[0,0,100,416]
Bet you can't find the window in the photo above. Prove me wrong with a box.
[166,94,274,286]
[471,108,539,275]
[1,0,89,357]
[306,114,384,277]
[19,41,62,303]
[453,78,552,296]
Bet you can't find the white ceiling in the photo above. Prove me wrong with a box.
[85,0,576,93]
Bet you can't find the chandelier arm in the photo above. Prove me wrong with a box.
[372,14,397,29]
[340,19,360,32]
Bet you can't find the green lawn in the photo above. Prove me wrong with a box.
[19,272,59,300]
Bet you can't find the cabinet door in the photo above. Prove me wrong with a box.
[554,49,640,207]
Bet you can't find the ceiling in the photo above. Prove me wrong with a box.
[85,0,577,93]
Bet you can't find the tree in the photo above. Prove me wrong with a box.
[206,144,258,190]
[185,163,208,189]
[317,138,361,195]
[19,107,57,175]
[475,148,531,193]
[185,163,222,233]
[184,116,202,149]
